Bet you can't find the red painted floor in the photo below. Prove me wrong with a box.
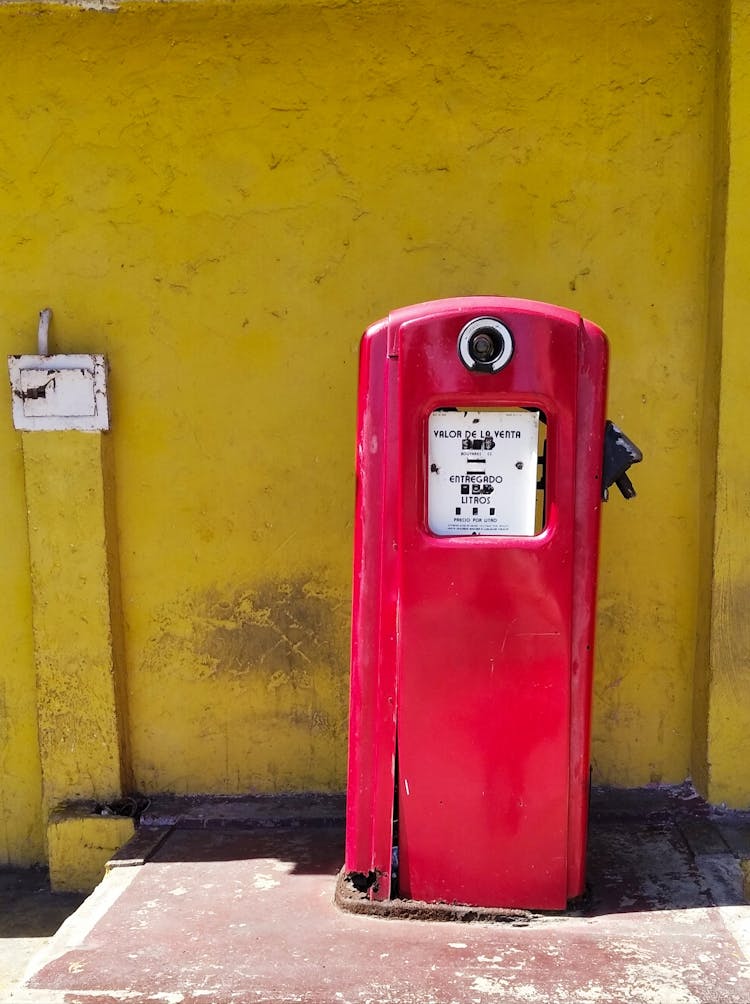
[10,787,750,1004]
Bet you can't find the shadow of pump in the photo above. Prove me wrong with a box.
[110,784,750,916]
[585,783,750,915]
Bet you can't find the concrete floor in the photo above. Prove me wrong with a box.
[6,786,750,1004]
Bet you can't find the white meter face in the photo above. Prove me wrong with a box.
[427,409,540,537]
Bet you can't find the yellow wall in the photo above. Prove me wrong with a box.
[0,0,736,866]
[703,0,750,807]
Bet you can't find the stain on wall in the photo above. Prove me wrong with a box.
[200,578,344,683]
[133,574,349,793]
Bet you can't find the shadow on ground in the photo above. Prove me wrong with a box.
[586,783,750,914]
[0,869,85,939]
[0,868,85,997]
[8,785,750,1004]
[133,783,750,913]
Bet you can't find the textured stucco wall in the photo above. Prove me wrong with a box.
[703,0,750,806]
[0,0,721,863]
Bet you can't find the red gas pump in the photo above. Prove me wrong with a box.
[343,297,640,911]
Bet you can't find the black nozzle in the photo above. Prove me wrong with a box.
[602,421,642,500]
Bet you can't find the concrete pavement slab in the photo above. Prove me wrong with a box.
[9,788,750,1004]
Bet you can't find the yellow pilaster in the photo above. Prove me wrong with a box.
[700,0,750,807]
[22,430,132,888]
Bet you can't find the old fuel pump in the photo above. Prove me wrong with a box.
[343,297,641,911]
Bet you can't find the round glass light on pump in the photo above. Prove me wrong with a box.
[457,317,514,373]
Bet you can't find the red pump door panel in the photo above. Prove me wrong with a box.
[344,297,608,912]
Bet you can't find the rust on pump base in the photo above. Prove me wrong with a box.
[343,297,640,913]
